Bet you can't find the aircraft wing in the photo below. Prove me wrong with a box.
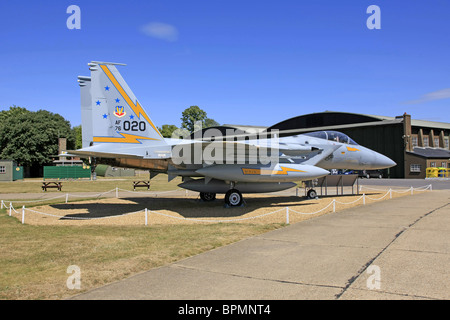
[293,144,341,166]
[67,138,325,164]
[171,139,324,164]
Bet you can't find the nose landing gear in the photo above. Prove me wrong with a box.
[307,189,317,199]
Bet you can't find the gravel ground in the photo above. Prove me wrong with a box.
[7,186,422,226]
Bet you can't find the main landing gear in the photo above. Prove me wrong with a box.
[199,192,216,202]
[199,189,244,207]
[225,189,243,207]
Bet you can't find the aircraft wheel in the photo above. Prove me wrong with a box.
[307,189,317,199]
[225,189,243,207]
[200,192,216,202]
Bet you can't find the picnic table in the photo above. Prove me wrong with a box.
[42,182,63,191]
[133,181,150,191]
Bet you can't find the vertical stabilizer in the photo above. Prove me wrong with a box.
[88,61,165,145]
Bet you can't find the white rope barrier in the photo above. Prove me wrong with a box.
[334,195,365,205]
[23,207,146,220]
[10,202,20,214]
[149,207,287,224]
[0,188,182,204]
[288,200,336,215]
[1,184,432,206]
[365,190,391,201]
[2,184,433,225]
[0,189,116,204]
[359,184,432,192]
[1,195,67,203]
[66,189,117,198]
[117,188,183,195]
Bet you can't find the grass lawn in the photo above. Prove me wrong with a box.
[0,173,286,299]
[0,207,283,300]
[0,172,182,194]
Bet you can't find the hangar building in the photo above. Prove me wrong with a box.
[219,111,450,179]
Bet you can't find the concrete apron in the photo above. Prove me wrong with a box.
[70,190,450,300]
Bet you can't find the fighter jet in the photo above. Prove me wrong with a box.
[71,61,396,206]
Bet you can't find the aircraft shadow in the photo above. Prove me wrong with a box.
[51,195,323,219]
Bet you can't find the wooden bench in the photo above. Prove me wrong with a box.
[133,181,150,191]
[42,182,63,192]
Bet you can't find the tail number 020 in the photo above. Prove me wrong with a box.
[123,121,146,132]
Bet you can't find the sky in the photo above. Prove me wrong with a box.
[0,0,449,129]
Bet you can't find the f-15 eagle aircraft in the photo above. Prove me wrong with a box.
[70,61,396,206]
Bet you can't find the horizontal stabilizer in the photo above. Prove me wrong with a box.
[67,149,143,159]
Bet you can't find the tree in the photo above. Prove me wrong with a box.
[158,124,179,138]
[180,105,219,133]
[72,125,83,149]
[204,118,220,128]
[0,106,75,169]
[181,106,207,132]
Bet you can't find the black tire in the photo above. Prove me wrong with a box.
[200,192,216,202]
[307,189,317,199]
[225,189,243,207]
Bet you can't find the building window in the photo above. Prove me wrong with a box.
[423,136,429,147]
[410,164,421,172]
[441,162,447,168]
[445,137,449,149]
[434,137,439,148]
[411,136,418,147]
[430,162,436,167]
[0,166,5,174]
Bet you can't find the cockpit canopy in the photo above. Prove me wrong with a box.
[303,131,358,145]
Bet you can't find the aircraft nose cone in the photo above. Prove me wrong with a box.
[377,153,396,169]
[316,167,331,177]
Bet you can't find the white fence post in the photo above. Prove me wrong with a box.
[66,193,69,204]
[429,184,432,191]
[21,206,25,224]
[363,193,366,205]
[0,200,3,209]
[332,199,336,213]
[9,202,12,216]
[389,188,392,199]
[116,187,119,198]
[145,208,148,226]
[286,207,289,225]
[410,186,413,195]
